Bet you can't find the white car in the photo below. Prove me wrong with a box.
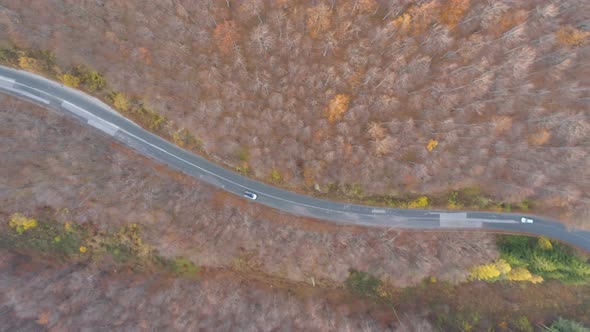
[243,191,258,200]
[520,217,534,224]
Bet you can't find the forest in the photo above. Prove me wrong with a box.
[1,0,590,330]
[1,91,590,330]
[0,0,588,224]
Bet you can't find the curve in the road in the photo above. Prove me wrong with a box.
[1,65,590,252]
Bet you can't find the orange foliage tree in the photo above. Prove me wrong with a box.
[426,139,438,152]
[18,56,44,73]
[355,0,378,14]
[556,25,589,47]
[440,0,471,27]
[214,20,238,56]
[306,4,332,38]
[326,94,350,123]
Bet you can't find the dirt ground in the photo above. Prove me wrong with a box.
[0,0,588,225]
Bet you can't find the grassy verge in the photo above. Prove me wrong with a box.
[323,184,532,213]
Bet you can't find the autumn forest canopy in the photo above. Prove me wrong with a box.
[1,0,590,330]
[0,0,589,223]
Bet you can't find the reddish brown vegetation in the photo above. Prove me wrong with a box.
[2,251,589,330]
[0,252,406,331]
[440,0,471,27]
[0,94,497,288]
[214,20,239,56]
[0,0,588,225]
[2,83,590,330]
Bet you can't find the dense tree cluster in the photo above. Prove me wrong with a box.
[1,252,424,331]
[0,94,497,288]
[0,0,588,222]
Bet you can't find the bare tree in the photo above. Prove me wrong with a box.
[250,24,275,54]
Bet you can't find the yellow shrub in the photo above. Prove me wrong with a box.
[556,25,589,47]
[172,128,200,149]
[61,73,81,88]
[270,169,282,183]
[495,259,512,275]
[79,246,88,253]
[18,56,43,73]
[426,139,438,152]
[461,320,473,332]
[9,213,38,234]
[408,196,429,208]
[391,13,412,34]
[376,284,390,299]
[327,94,350,123]
[506,267,532,281]
[537,236,553,250]
[470,263,501,280]
[113,92,130,112]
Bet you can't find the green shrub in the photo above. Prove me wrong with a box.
[447,191,462,209]
[172,128,201,150]
[17,50,56,75]
[237,147,250,162]
[345,269,382,298]
[270,169,282,183]
[547,318,590,332]
[514,316,533,332]
[73,65,106,91]
[134,106,167,131]
[171,256,199,277]
[0,48,18,65]
[3,217,85,258]
[498,235,590,284]
[82,69,106,91]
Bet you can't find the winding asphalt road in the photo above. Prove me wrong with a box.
[1,65,590,252]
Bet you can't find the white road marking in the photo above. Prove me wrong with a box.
[372,209,386,214]
[0,76,49,104]
[0,76,15,88]
[0,72,458,224]
[62,99,356,216]
[439,213,480,228]
[0,73,379,219]
[484,219,519,224]
[61,100,97,121]
[11,89,50,104]
[2,68,590,250]
[88,119,119,136]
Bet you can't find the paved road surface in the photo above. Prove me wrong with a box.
[1,66,589,252]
